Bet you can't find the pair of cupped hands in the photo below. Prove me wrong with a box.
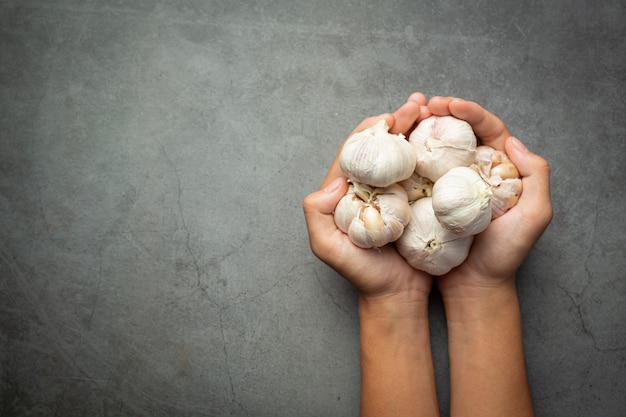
[303,93,553,306]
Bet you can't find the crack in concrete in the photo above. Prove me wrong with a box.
[555,177,626,353]
[161,145,202,282]
[158,144,257,414]
[217,307,250,417]
[556,282,626,353]
[158,143,221,308]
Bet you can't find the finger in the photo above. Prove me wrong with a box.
[389,99,421,134]
[302,177,350,255]
[505,136,553,226]
[428,96,454,112]
[408,92,432,122]
[426,96,455,115]
[428,96,511,148]
[448,99,510,146]
[407,91,427,105]
[505,137,551,194]
[389,92,431,134]
[418,105,432,122]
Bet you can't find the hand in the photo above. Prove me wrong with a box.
[426,97,549,417]
[427,96,553,293]
[304,93,442,416]
[302,93,434,304]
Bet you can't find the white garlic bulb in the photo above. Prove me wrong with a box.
[334,182,411,249]
[398,171,434,203]
[396,197,474,275]
[408,115,477,182]
[475,145,523,219]
[431,166,492,237]
[339,119,416,187]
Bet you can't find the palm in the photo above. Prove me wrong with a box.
[313,93,435,299]
[329,228,433,296]
[446,208,527,284]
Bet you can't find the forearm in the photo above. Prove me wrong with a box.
[442,278,534,417]
[358,294,439,417]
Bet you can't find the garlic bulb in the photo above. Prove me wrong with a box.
[339,119,416,187]
[334,182,411,249]
[475,145,523,218]
[396,197,474,275]
[431,166,492,237]
[408,116,477,182]
[398,171,434,203]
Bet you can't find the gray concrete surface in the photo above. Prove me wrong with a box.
[1,0,624,416]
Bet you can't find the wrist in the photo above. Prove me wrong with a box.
[437,269,519,324]
[358,281,431,321]
[441,275,533,417]
[358,291,430,347]
[357,285,439,417]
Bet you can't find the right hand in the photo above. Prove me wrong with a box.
[427,97,553,293]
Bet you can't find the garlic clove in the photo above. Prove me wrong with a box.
[361,206,386,236]
[339,119,417,187]
[409,116,477,182]
[491,150,510,165]
[398,171,434,203]
[334,182,411,249]
[490,178,522,218]
[349,206,387,248]
[396,197,474,275]
[490,161,520,181]
[431,166,492,237]
[334,186,364,234]
[474,145,523,219]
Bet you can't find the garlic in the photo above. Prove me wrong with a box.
[409,115,477,182]
[339,119,416,187]
[475,145,523,218]
[396,197,474,275]
[334,182,410,249]
[398,171,434,203]
[431,166,492,237]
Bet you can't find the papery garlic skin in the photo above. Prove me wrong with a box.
[475,146,520,179]
[475,145,523,219]
[339,119,416,187]
[398,171,434,203]
[490,178,522,218]
[431,166,492,237]
[396,197,474,276]
[334,182,411,249]
[409,116,477,182]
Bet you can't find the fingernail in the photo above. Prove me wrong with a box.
[324,177,344,193]
[510,136,528,152]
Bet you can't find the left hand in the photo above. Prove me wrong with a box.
[303,93,434,304]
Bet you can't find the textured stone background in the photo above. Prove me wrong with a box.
[1,0,624,416]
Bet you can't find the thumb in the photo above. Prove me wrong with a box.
[505,136,550,188]
[505,136,553,225]
[303,176,349,232]
[304,177,349,214]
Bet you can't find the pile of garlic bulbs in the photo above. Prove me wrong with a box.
[334,116,522,275]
